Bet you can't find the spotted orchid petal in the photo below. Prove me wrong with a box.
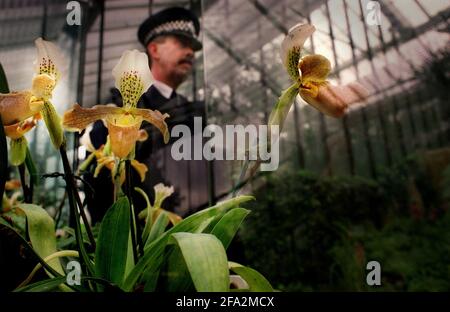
[112,50,153,108]
[34,38,65,83]
[0,91,42,126]
[33,38,66,100]
[280,23,315,82]
[63,104,169,158]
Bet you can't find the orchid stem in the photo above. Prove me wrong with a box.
[125,159,143,261]
[59,143,96,250]
[18,164,31,203]
[60,143,94,281]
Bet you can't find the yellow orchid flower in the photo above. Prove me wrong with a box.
[269,23,368,130]
[63,50,169,159]
[79,140,148,186]
[95,155,148,186]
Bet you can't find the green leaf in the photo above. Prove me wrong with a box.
[0,63,10,93]
[268,83,298,131]
[123,195,254,291]
[171,233,229,292]
[145,211,169,247]
[14,276,67,292]
[95,196,130,287]
[0,223,85,292]
[229,262,273,292]
[14,276,123,292]
[10,136,28,166]
[156,245,194,292]
[123,233,134,282]
[0,223,61,278]
[17,203,64,275]
[210,208,250,250]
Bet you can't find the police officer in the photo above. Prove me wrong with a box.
[85,7,204,223]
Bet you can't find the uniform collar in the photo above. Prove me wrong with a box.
[152,80,174,99]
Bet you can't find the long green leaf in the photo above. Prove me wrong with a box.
[156,246,194,292]
[14,276,123,292]
[171,233,229,292]
[210,208,249,250]
[0,223,83,292]
[95,196,130,287]
[123,195,254,291]
[14,276,67,292]
[145,211,169,247]
[161,195,254,241]
[229,262,273,292]
[17,204,64,275]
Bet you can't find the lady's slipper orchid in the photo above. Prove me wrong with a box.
[0,38,66,155]
[78,138,149,186]
[33,37,66,148]
[63,50,169,159]
[138,183,181,240]
[95,154,148,186]
[269,23,368,130]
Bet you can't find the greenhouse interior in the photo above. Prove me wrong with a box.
[0,0,449,294]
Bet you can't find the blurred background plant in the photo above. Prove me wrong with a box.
[238,150,450,291]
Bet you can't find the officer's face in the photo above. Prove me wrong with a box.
[149,35,195,83]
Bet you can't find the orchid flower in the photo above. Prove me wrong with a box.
[0,91,41,165]
[33,37,66,149]
[78,137,149,186]
[269,23,368,130]
[0,38,65,164]
[63,50,169,159]
[138,183,181,238]
[151,183,181,225]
